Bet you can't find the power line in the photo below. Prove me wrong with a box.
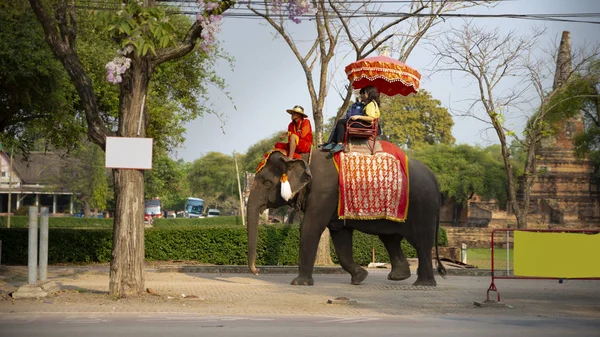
[73,1,600,25]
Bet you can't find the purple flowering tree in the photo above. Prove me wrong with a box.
[28,0,235,297]
[29,0,320,298]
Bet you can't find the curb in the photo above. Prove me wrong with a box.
[153,265,502,277]
[154,265,348,274]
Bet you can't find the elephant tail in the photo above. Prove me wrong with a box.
[435,215,447,279]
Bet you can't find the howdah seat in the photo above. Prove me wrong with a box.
[343,118,379,154]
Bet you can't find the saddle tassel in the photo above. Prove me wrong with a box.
[280,173,292,201]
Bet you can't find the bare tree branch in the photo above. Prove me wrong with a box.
[432,20,543,228]
[434,20,600,228]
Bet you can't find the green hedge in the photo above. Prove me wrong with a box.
[152,216,243,227]
[0,225,448,266]
[0,216,113,229]
[0,216,243,229]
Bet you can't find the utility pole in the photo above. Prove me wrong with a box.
[7,148,13,229]
[233,151,246,227]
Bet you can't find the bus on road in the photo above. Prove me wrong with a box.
[185,197,204,218]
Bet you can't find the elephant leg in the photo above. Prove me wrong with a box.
[291,215,328,286]
[378,234,411,281]
[331,227,368,285]
[408,237,437,287]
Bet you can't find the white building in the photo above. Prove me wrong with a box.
[0,151,75,215]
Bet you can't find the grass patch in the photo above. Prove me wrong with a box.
[152,216,243,227]
[467,248,514,270]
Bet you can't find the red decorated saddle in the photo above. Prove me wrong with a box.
[333,141,409,222]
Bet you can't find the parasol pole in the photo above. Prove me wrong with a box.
[234,151,246,227]
[380,46,389,57]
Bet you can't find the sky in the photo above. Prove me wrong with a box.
[171,0,600,163]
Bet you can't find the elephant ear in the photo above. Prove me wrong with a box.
[283,158,312,198]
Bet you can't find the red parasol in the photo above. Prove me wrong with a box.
[345,55,421,96]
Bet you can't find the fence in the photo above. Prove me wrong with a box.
[487,228,600,302]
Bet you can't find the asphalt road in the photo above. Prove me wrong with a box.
[2,266,600,336]
[1,313,599,337]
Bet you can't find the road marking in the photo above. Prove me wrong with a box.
[136,316,275,323]
[0,317,36,324]
[137,316,218,322]
[58,316,108,324]
[317,317,381,324]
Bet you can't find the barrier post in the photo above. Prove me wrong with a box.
[28,206,38,284]
[506,230,510,276]
[486,229,500,301]
[485,228,600,302]
[39,207,49,281]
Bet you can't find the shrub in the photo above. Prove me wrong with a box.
[0,216,113,228]
[0,223,448,266]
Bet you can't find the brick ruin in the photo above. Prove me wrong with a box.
[443,31,600,248]
[528,31,600,228]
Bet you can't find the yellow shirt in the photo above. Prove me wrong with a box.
[364,101,380,119]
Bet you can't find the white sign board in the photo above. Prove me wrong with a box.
[105,137,153,170]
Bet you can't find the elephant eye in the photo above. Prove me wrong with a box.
[263,179,273,188]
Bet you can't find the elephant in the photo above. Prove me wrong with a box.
[246,145,446,287]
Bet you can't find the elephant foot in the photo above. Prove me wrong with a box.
[412,278,437,287]
[291,276,314,286]
[351,268,368,285]
[387,268,411,281]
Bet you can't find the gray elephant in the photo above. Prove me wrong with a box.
[247,145,446,286]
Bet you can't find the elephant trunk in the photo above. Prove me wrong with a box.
[246,188,263,275]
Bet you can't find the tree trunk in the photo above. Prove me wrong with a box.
[246,187,263,275]
[110,168,145,296]
[313,106,324,145]
[453,202,463,226]
[109,56,151,297]
[314,229,333,266]
[83,200,90,218]
[286,208,297,224]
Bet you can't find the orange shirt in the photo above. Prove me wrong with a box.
[288,118,313,152]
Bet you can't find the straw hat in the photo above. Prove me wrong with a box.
[286,105,308,117]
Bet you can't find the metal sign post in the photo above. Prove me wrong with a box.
[39,207,49,281]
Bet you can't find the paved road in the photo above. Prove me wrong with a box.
[1,266,599,336]
[0,313,598,337]
[2,267,599,316]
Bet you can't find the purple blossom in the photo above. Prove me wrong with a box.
[194,0,316,53]
[104,54,131,84]
[197,12,222,51]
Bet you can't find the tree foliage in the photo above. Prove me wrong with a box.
[188,152,239,213]
[380,90,455,149]
[433,22,600,228]
[243,131,286,173]
[27,0,236,297]
[144,156,191,211]
[411,144,507,206]
[57,142,110,215]
[526,63,599,141]
[572,59,600,174]
[0,0,83,155]
[75,6,228,153]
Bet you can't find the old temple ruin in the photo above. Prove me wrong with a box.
[528,31,600,228]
